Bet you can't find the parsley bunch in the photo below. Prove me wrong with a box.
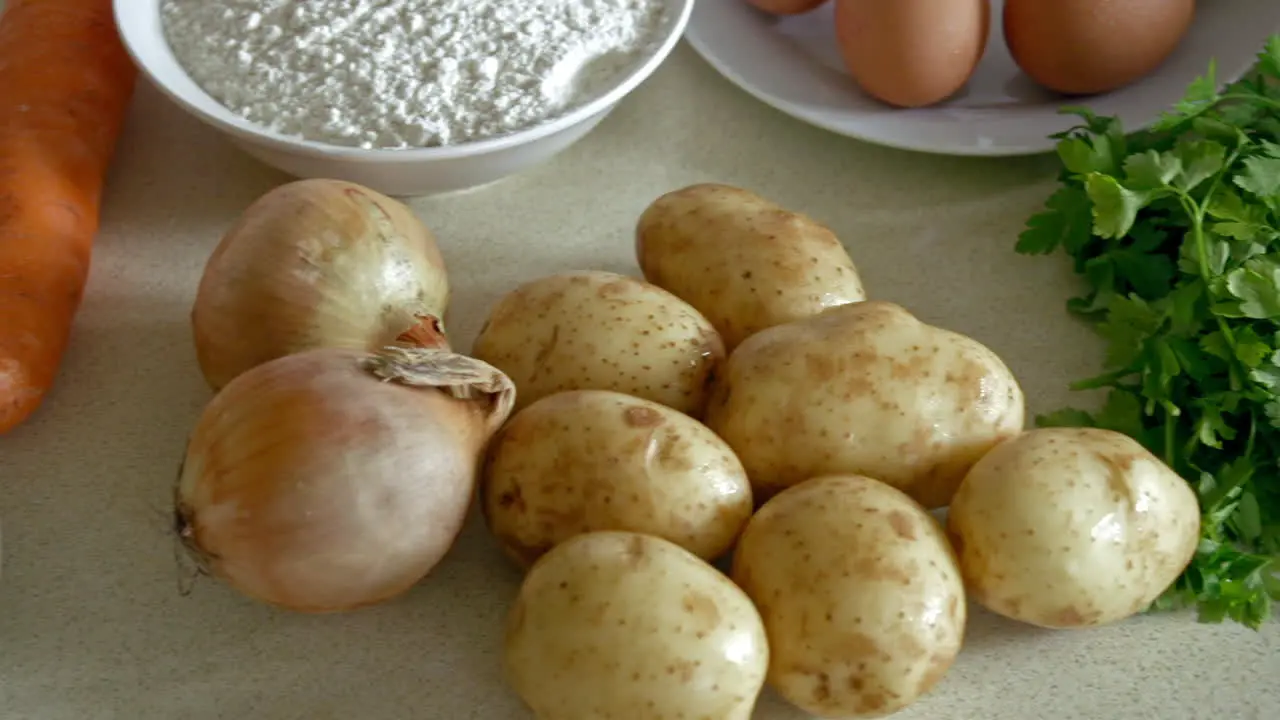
[1017,37,1280,629]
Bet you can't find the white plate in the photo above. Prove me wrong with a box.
[685,0,1280,156]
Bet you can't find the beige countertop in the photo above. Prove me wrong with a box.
[2,44,1278,720]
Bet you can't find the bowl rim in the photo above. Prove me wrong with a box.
[114,0,694,162]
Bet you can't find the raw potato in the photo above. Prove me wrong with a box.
[946,427,1201,629]
[504,531,770,720]
[481,390,753,567]
[472,271,725,416]
[704,301,1025,508]
[732,475,966,718]
[636,183,866,350]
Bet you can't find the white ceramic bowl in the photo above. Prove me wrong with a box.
[115,0,693,197]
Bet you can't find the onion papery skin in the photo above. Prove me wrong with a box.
[175,346,515,613]
[192,179,451,391]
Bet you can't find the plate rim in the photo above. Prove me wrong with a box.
[682,0,1274,158]
[681,28,1057,158]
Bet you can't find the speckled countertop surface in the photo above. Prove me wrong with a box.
[2,44,1278,720]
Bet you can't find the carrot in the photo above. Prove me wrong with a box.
[0,0,137,434]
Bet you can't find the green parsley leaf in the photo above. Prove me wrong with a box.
[1229,326,1273,367]
[1180,227,1230,277]
[1222,257,1280,319]
[1234,148,1280,203]
[1110,249,1177,298]
[1056,107,1128,167]
[1035,408,1095,428]
[1097,294,1163,368]
[1168,280,1206,335]
[1235,492,1265,541]
[1264,400,1280,431]
[1124,150,1181,189]
[1260,36,1280,78]
[1015,186,1093,255]
[1060,138,1115,176]
[1207,185,1265,223]
[1174,140,1228,191]
[1093,389,1147,438]
[1192,402,1236,449]
[1149,62,1220,132]
[1085,173,1150,239]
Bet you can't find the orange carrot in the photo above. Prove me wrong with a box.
[0,0,137,433]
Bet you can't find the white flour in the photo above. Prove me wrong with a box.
[161,0,667,149]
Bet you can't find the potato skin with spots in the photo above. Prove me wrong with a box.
[704,301,1025,508]
[636,184,866,351]
[471,270,725,416]
[504,531,770,720]
[946,427,1201,629]
[480,389,753,567]
[732,475,966,718]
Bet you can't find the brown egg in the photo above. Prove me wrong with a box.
[744,0,828,15]
[834,0,990,109]
[1003,0,1196,96]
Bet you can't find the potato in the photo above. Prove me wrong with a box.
[504,531,769,719]
[472,271,725,416]
[481,390,753,567]
[946,427,1201,629]
[732,475,965,718]
[704,300,1024,508]
[636,183,867,350]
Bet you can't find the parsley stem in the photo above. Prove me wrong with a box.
[1181,147,1245,354]
[1068,368,1134,390]
[1174,156,1251,468]
[1177,193,1222,322]
[1216,93,1280,115]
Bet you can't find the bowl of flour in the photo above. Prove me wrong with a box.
[115,0,693,197]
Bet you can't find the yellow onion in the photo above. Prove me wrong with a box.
[191,178,451,391]
[174,345,515,613]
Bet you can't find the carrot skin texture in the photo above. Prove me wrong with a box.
[0,0,138,433]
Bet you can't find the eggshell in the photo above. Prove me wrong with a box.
[1003,0,1196,96]
[834,0,990,109]
[744,0,828,15]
